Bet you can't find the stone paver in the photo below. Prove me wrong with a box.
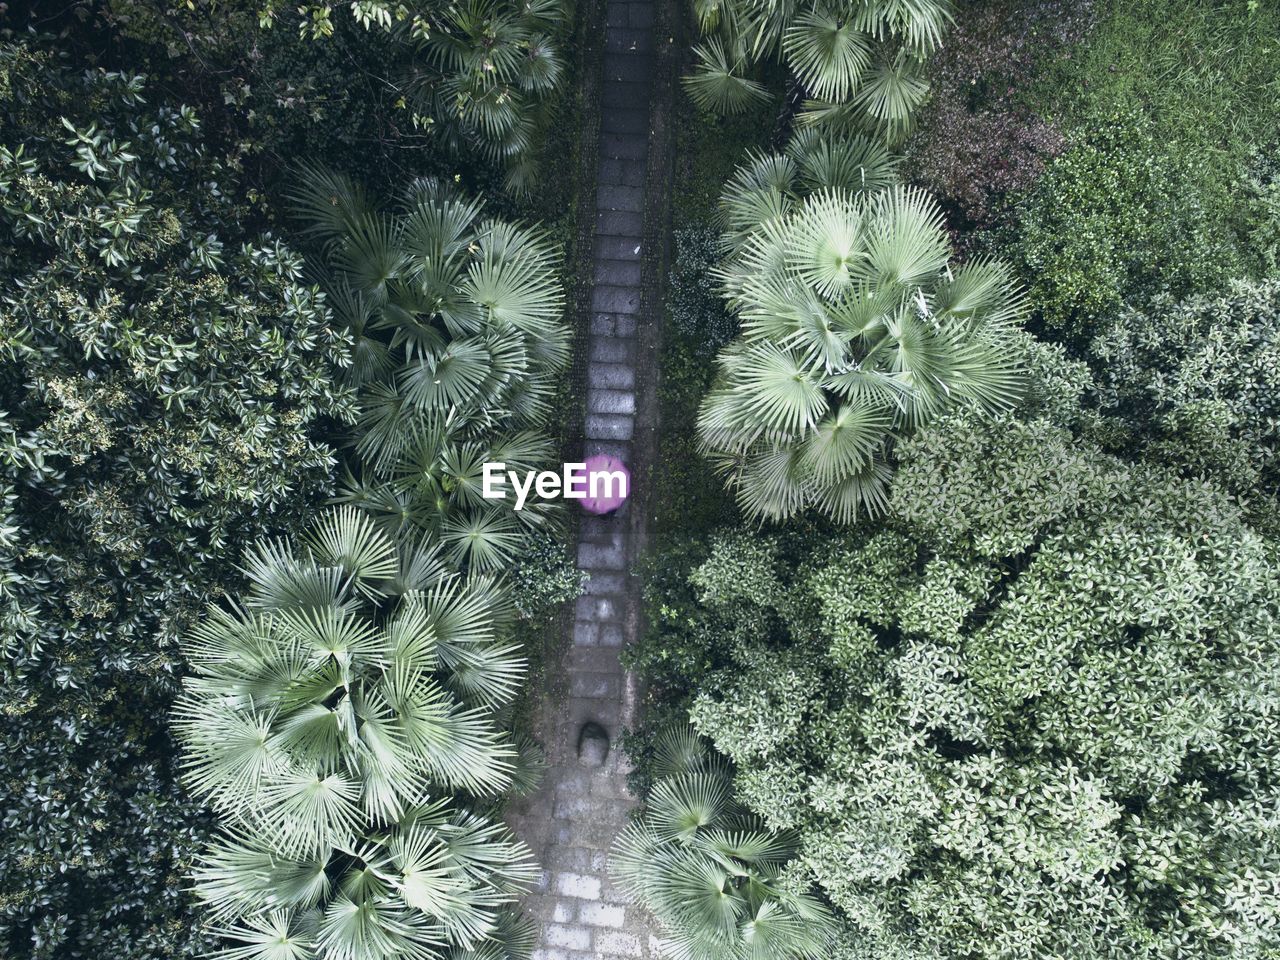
[506,0,662,956]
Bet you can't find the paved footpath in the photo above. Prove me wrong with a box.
[505,0,662,957]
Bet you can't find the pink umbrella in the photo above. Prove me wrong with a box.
[580,454,631,515]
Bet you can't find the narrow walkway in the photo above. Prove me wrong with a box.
[505,0,662,957]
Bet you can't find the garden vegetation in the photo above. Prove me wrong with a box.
[4,0,1280,958]
[626,0,1280,958]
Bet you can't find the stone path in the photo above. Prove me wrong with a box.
[504,0,663,957]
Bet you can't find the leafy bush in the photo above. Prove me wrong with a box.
[1008,110,1240,342]
[994,0,1280,342]
[0,40,353,958]
[668,225,736,351]
[175,507,538,959]
[101,0,570,192]
[1089,278,1280,533]
[1240,144,1280,275]
[717,130,899,254]
[506,531,587,620]
[698,185,1025,523]
[636,410,1280,958]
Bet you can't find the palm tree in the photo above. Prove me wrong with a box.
[717,129,900,256]
[611,727,835,960]
[175,507,539,959]
[287,168,569,574]
[698,185,1025,523]
[685,0,953,138]
[410,0,568,193]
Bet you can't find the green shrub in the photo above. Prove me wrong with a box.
[668,225,735,352]
[611,728,836,960]
[0,39,353,958]
[1008,111,1240,342]
[285,166,571,574]
[101,0,571,193]
[698,186,1025,523]
[685,0,953,138]
[634,409,1280,958]
[1089,277,1280,533]
[175,507,538,959]
[507,531,587,620]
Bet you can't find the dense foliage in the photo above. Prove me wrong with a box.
[287,167,572,576]
[637,408,1280,958]
[0,40,353,958]
[176,507,538,959]
[1089,278,1280,534]
[1008,111,1240,342]
[698,182,1024,522]
[161,157,576,958]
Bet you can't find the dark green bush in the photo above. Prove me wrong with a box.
[0,40,353,957]
[1009,111,1241,342]
[668,225,735,352]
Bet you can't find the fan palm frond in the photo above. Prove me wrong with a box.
[610,764,835,960]
[208,908,320,960]
[653,723,710,779]
[789,129,899,197]
[699,171,1024,524]
[686,38,770,114]
[288,164,372,240]
[782,11,872,102]
[508,734,548,796]
[850,48,930,135]
[178,506,535,958]
[193,834,329,922]
[303,505,398,596]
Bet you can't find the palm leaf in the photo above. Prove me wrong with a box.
[304,506,399,596]
[782,11,872,102]
[685,38,770,114]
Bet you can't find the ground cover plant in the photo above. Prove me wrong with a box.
[903,0,1092,240]
[1002,0,1280,342]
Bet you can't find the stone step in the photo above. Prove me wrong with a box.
[588,388,636,415]
[588,362,635,389]
[597,156,647,185]
[596,183,645,212]
[589,339,635,364]
[590,283,641,313]
[595,208,645,238]
[590,311,639,335]
[585,413,635,441]
[594,236,643,260]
